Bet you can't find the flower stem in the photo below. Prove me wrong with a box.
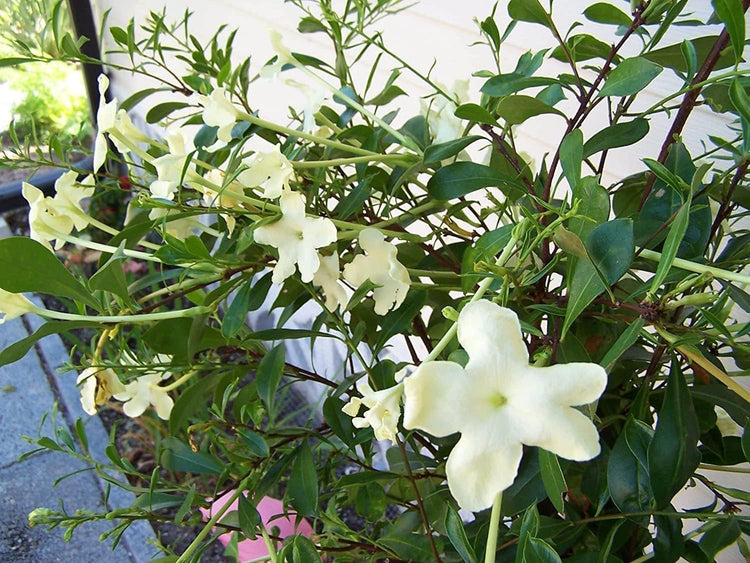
[291,153,412,168]
[35,305,213,324]
[484,491,504,563]
[259,523,278,562]
[55,232,160,263]
[159,370,198,392]
[639,248,750,286]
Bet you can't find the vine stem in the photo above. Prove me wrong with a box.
[34,304,214,324]
[638,248,750,286]
[484,491,504,563]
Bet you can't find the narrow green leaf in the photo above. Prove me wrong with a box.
[0,320,102,368]
[600,318,645,372]
[0,57,35,67]
[583,3,632,25]
[160,437,223,474]
[517,504,540,563]
[222,278,253,337]
[607,417,654,512]
[649,196,691,294]
[90,253,130,301]
[699,517,740,558]
[375,290,426,350]
[742,419,750,463]
[454,103,499,126]
[712,0,745,63]
[527,538,562,563]
[238,429,269,457]
[582,118,649,158]
[427,162,523,200]
[256,344,285,417]
[366,84,406,106]
[287,442,318,517]
[538,449,567,514]
[146,101,189,124]
[237,494,260,540]
[644,36,735,73]
[598,57,663,98]
[290,535,322,562]
[445,505,477,563]
[507,0,549,26]
[559,129,583,188]
[119,87,167,111]
[728,79,750,123]
[481,74,557,97]
[355,483,387,520]
[495,95,564,125]
[379,534,437,561]
[0,237,99,309]
[423,135,484,163]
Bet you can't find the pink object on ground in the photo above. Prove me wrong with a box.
[199,494,314,561]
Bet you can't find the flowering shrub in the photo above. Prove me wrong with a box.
[2,0,750,561]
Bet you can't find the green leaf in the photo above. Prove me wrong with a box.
[0,320,102,368]
[132,492,186,512]
[323,397,357,449]
[526,538,562,563]
[600,318,645,372]
[538,449,567,514]
[380,534,439,561]
[598,57,663,98]
[728,79,750,123]
[583,3,632,25]
[89,253,130,301]
[256,344,285,417]
[517,504,540,563]
[366,84,406,106]
[481,74,557,97]
[427,162,523,200]
[551,34,612,63]
[648,361,701,508]
[445,505,477,563]
[654,512,685,562]
[119,87,167,112]
[507,0,549,26]
[607,417,654,512]
[424,135,484,163]
[169,379,216,435]
[0,237,99,309]
[454,103,498,126]
[146,101,189,124]
[712,0,745,63]
[289,535,322,563]
[644,36,735,73]
[559,129,583,188]
[495,95,564,125]
[238,429,269,457]
[582,118,649,158]
[691,385,750,426]
[144,318,226,361]
[334,178,372,219]
[287,442,318,517]
[222,278,253,337]
[375,290,426,351]
[237,494,260,540]
[160,437,223,474]
[297,16,326,34]
[355,482,386,521]
[699,517,740,558]
[0,57,35,67]
[649,183,692,294]
[247,328,332,341]
[742,419,750,463]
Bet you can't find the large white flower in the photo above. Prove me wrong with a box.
[253,189,337,284]
[343,371,406,445]
[342,228,410,315]
[113,372,174,420]
[237,145,294,199]
[0,289,36,324]
[199,87,240,146]
[402,300,607,513]
[312,252,348,312]
[77,366,126,416]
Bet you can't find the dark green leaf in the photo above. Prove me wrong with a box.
[691,385,750,426]
[256,344,285,417]
[238,429,269,457]
[289,535,322,562]
[427,162,524,200]
[551,34,612,63]
[526,538,562,563]
[132,492,186,512]
[445,505,477,563]
[728,79,750,123]
[334,178,372,219]
[654,512,684,562]
[247,328,333,341]
[495,95,564,125]
[120,88,167,112]
[0,57,35,67]
[146,102,189,124]
[644,36,735,73]
[742,419,750,463]
[144,318,226,361]
[222,278,253,337]
[538,449,567,514]
[559,129,583,188]
[712,0,745,63]
[323,397,357,449]
[648,361,701,508]
[607,417,654,512]
[424,135,484,163]
[367,84,406,106]
[699,517,740,558]
[355,483,386,520]
[0,237,98,309]
[582,118,649,158]
[481,74,557,97]
[649,183,692,294]
[600,318,645,372]
[287,442,318,516]
[380,533,438,561]
[583,3,632,25]
[598,57,663,98]
[0,320,102,368]
[502,449,545,515]
[507,0,549,26]
[169,379,215,435]
[517,504,540,563]
[297,16,326,34]
[238,494,260,540]
[454,103,499,126]
[375,290,426,350]
[89,253,130,301]
[160,437,223,474]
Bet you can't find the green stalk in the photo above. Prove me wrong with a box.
[639,248,750,285]
[34,305,214,324]
[484,491,504,563]
[291,153,411,168]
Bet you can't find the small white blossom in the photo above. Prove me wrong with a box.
[0,289,36,324]
[199,168,245,235]
[343,228,410,315]
[403,300,607,512]
[237,145,294,199]
[423,80,470,144]
[200,87,240,146]
[343,373,406,445]
[312,252,348,312]
[149,127,196,203]
[77,366,125,416]
[254,189,337,284]
[52,171,95,231]
[113,372,174,420]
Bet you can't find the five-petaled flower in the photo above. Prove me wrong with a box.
[342,369,407,445]
[343,228,410,315]
[237,145,294,200]
[199,87,240,147]
[403,300,607,512]
[254,189,337,284]
[0,289,36,324]
[77,366,126,416]
[113,372,174,420]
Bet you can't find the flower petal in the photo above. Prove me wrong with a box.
[526,362,607,407]
[402,361,468,438]
[458,300,528,369]
[520,405,602,462]
[446,432,523,512]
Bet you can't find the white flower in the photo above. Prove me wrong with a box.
[423,80,470,144]
[199,168,245,235]
[269,28,294,66]
[313,252,348,312]
[0,289,36,324]
[77,366,125,416]
[113,372,174,420]
[237,145,294,199]
[343,370,407,444]
[343,228,410,315]
[52,171,95,231]
[283,78,328,133]
[253,189,337,284]
[149,127,196,203]
[200,87,240,146]
[149,208,200,240]
[402,300,607,512]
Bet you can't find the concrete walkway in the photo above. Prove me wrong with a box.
[0,224,156,562]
